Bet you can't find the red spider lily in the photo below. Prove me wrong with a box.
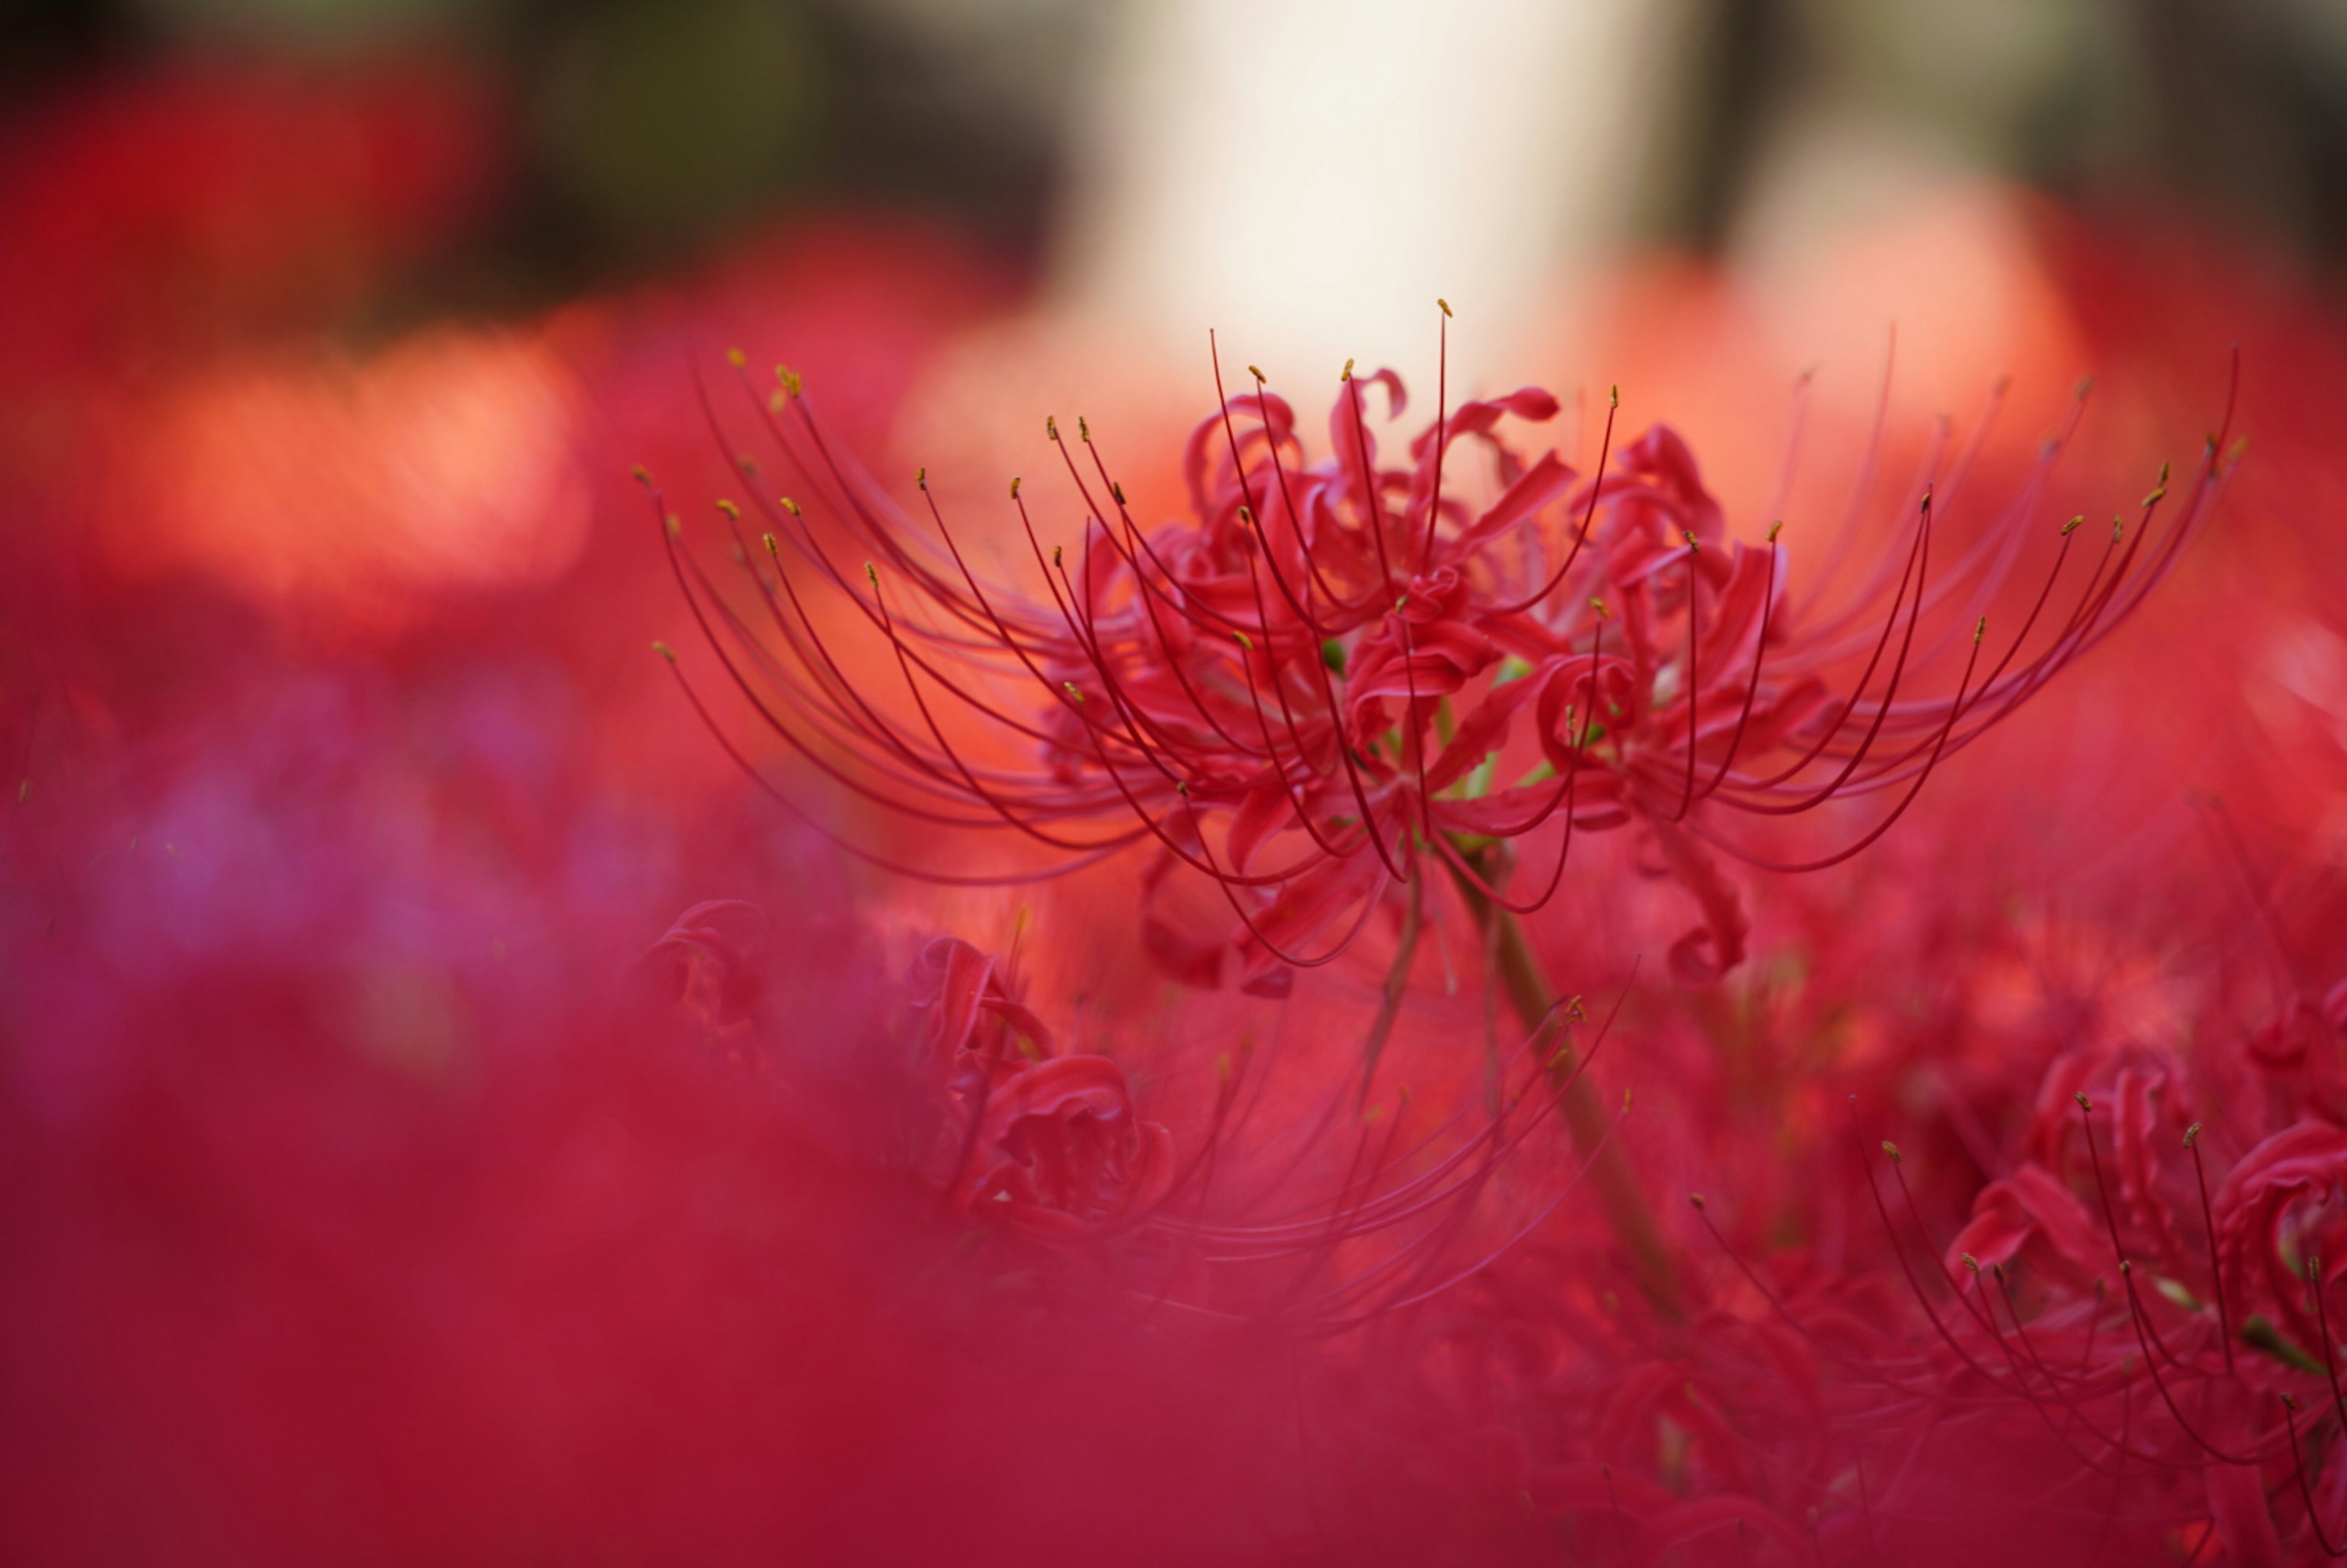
[651,315,2239,995]
[910,932,1179,1237]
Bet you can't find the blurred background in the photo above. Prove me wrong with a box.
[10,0,2347,356]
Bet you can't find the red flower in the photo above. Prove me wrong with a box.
[654,324,2236,992]
[949,1054,1176,1238]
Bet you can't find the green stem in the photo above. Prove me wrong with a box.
[1447,849,1686,1325]
[1358,871,1423,1107]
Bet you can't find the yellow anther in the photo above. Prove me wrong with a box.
[651,640,677,662]
[715,499,740,519]
[1342,358,1355,381]
[1046,415,1059,440]
[1881,1141,1901,1164]
[1609,384,1618,409]
[1063,681,1084,705]
[1111,482,1125,505]
[2062,515,2083,535]
[916,466,927,490]
[1233,630,1254,651]
[762,533,779,557]
[1975,616,1987,644]
[1589,596,1609,619]
[1010,477,1021,499]
[1052,544,1062,568]
[724,347,746,368]
[630,464,650,486]
[1078,416,1090,442]
[663,513,681,538]
[2184,1121,2203,1148]
[774,365,802,397]
[1248,365,1265,383]
[1437,298,1452,318]
[780,496,801,515]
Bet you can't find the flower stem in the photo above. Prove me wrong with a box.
[1447,851,1686,1325]
[1358,871,1423,1107]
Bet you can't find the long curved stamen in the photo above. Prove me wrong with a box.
[1695,526,1781,801]
[1739,492,1931,798]
[1343,365,1400,599]
[1482,387,1616,618]
[1419,299,1450,569]
[1702,613,1985,874]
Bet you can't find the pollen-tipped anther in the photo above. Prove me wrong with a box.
[1881,1141,1901,1165]
[2184,1121,2203,1148]
[1437,298,1452,318]
[715,499,740,519]
[1688,1193,1706,1210]
[651,640,677,663]
[724,347,746,368]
